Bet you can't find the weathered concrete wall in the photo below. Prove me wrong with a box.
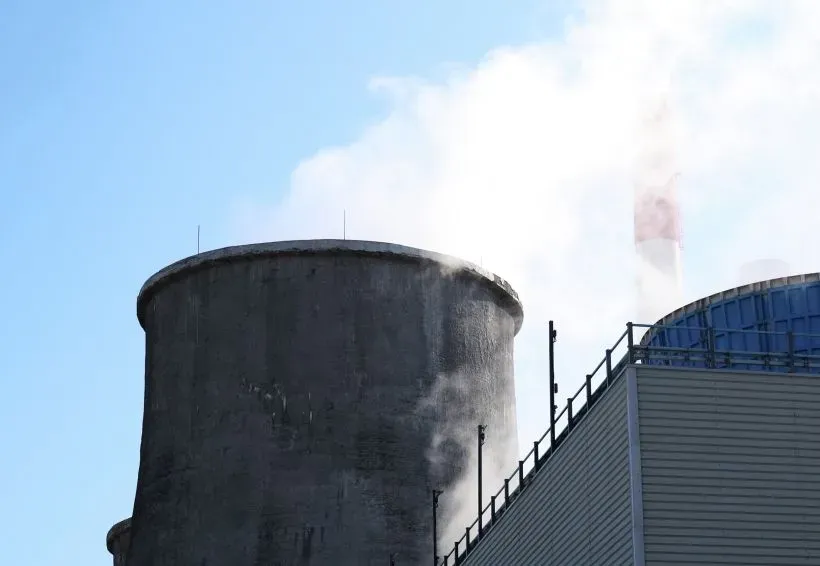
[106,518,131,566]
[127,240,522,566]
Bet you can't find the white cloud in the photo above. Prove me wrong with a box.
[233,0,820,544]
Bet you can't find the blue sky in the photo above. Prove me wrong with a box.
[5,0,820,563]
[0,1,576,564]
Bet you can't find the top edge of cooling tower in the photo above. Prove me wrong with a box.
[643,272,820,339]
[137,239,523,333]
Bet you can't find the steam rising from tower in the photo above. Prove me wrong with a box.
[634,94,683,323]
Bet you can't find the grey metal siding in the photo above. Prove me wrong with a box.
[636,366,820,565]
[463,376,632,566]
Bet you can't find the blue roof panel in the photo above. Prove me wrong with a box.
[641,274,820,374]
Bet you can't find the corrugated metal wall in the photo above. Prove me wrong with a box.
[462,377,633,566]
[636,366,820,564]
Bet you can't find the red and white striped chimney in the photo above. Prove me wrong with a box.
[634,95,683,323]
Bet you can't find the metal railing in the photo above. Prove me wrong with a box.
[437,322,820,565]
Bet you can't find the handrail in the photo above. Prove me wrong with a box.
[437,322,820,565]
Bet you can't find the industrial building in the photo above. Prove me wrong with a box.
[108,240,523,565]
[447,273,820,565]
[108,237,820,565]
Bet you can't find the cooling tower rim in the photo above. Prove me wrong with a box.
[105,517,132,553]
[642,271,820,340]
[137,239,524,333]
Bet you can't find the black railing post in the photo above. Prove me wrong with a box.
[490,495,496,523]
[477,424,486,536]
[586,374,592,404]
[533,441,539,470]
[707,326,716,369]
[549,321,558,446]
[567,397,573,429]
[518,460,524,489]
[504,478,509,501]
[788,331,795,373]
[432,489,443,566]
[627,322,634,363]
[605,349,613,383]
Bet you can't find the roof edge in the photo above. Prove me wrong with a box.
[136,239,524,333]
[651,272,820,328]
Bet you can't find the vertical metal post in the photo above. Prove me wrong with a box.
[585,374,592,404]
[627,322,634,363]
[504,478,509,501]
[490,495,496,522]
[707,326,716,369]
[549,321,558,445]
[432,489,443,565]
[605,349,612,383]
[533,441,539,470]
[518,460,524,488]
[787,330,795,373]
[477,424,486,536]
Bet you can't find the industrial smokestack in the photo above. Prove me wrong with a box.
[634,95,683,323]
[125,240,522,565]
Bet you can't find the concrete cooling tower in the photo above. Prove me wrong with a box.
[105,518,131,566]
[122,240,522,565]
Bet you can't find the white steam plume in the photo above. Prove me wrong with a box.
[232,0,820,544]
[415,370,516,549]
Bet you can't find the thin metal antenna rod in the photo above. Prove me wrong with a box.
[197,225,200,254]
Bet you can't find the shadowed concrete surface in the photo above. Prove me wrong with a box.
[125,240,522,566]
[106,518,131,566]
